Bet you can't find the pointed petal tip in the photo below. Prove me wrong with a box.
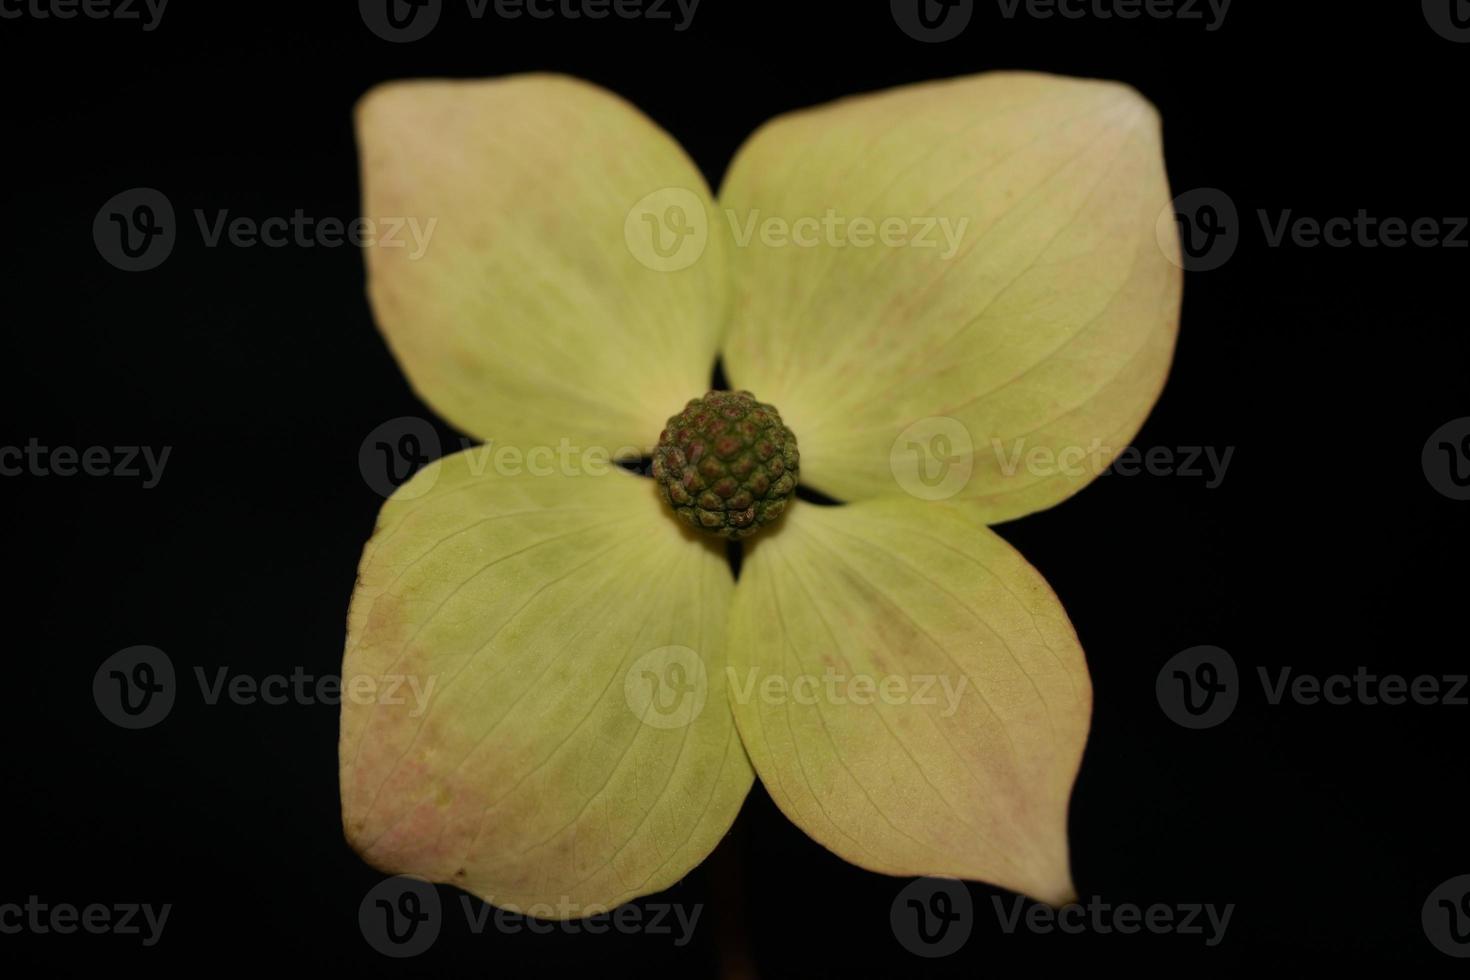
[1026,875,1079,910]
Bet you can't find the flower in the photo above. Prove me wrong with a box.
[340,72,1181,917]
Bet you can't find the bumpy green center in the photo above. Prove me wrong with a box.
[652,390,799,539]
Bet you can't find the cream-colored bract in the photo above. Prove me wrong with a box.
[345,71,1181,917]
[341,453,752,914]
[721,73,1182,521]
[728,499,1090,907]
[357,74,728,454]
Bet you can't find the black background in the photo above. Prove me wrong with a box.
[4,0,1467,974]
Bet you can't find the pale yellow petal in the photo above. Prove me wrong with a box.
[727,499,1090,904]
[358,74,726,451]
[340,452,751,916]
[719,72,1182,520]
